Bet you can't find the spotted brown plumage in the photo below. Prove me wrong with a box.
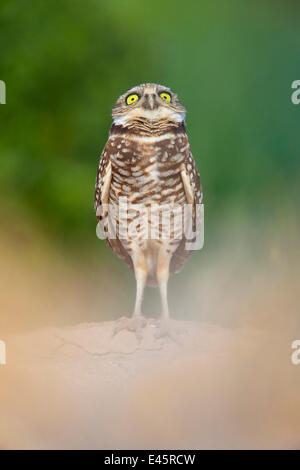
[94,83,203,337]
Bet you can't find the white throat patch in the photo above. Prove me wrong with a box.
[113,107,185,126]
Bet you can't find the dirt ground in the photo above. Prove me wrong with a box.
[1,318,300,449]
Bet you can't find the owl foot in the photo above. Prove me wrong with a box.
[154,319,186,344]
[112,315,147,342]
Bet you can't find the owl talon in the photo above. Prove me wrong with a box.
[154,319,186,344]
[112,315,147,342]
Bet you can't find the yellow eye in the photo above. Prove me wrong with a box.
[160,92,171,102]
[126,93,139,105]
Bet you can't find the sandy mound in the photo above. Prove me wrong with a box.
[1,320,300,449]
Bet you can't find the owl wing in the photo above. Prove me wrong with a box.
[94,148,112,221]
[94,146,134,272]
[170,151,203,275]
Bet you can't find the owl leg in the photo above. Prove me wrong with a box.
[113,248,147,341]
[155,247,171,338]
[132,250,147,317]
[155,247,184,342]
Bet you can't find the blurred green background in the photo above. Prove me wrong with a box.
[0,0,299,331]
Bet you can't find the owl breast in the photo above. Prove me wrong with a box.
[112,134,188,197]
[107,133,188,246]
[95,124,203,284]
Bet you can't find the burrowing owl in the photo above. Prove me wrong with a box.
[95,83,203,337]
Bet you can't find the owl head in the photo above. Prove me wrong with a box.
[112,83,186,127]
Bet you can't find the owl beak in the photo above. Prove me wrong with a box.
[143,93,158,110]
